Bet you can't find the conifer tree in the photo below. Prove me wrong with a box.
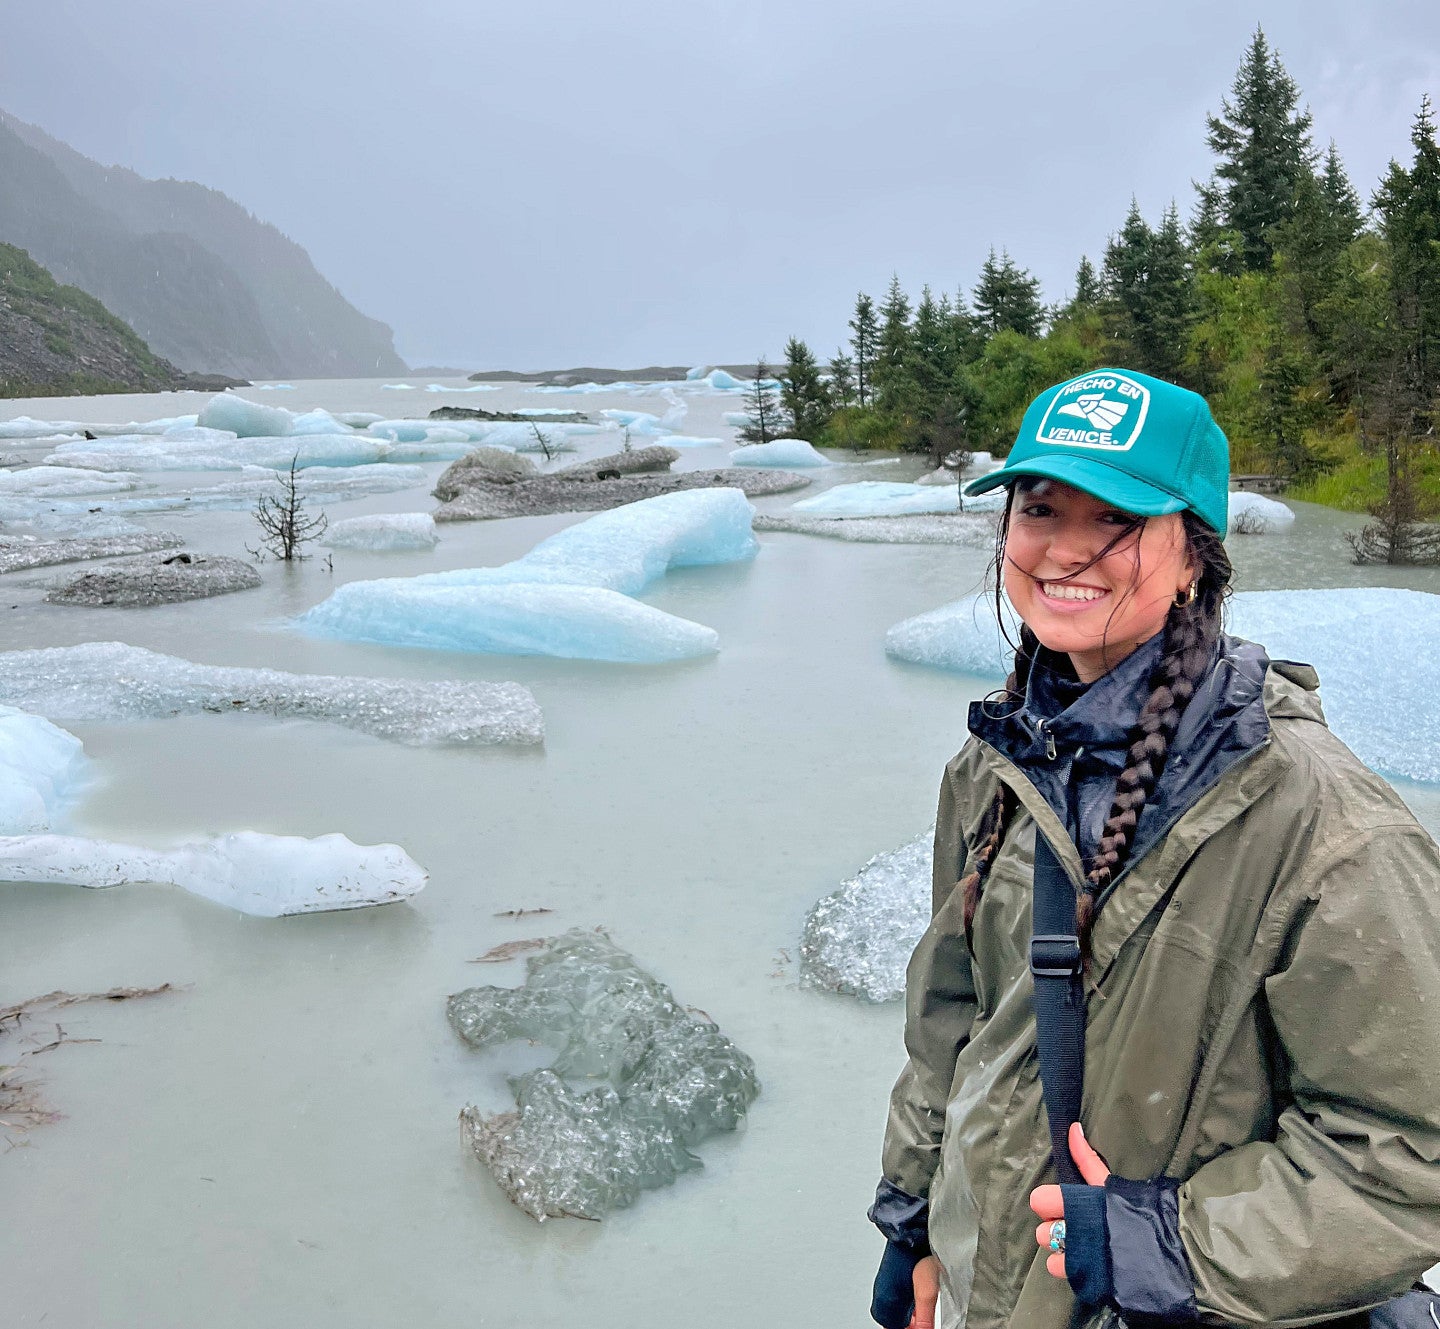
[1204,27,1316,271]
[907,285,951,417]
[848,291,880,408]
[1374,96,1440,404]
[738,355,789,444]
[781,336,831,439]
[1071,256,1101,310]
[827,349,856,409]
[1319,140,1364,244]
[873,275,915,410]
[1103,202,1194,381]
[972,249,1044,338]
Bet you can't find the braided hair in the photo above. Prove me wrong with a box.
[961,499,1233,967]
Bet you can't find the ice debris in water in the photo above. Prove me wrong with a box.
[0,465,142,497]
[196,393,298,438]
[0,641,544,746]
[47,430,459,471]
[448,929,760,1220]
[0,706,89,835]
[885,587,1440,785]
[0,531,183,574]
[297,489,757,662]
[729,438,832,468]
[791,481,1002,517]
[321,513,439,551]
[0,831,427,916]
[1227,491,1295,534]
[800,828,933,1003]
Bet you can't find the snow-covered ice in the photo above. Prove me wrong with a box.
[0,831,427,916]
[321,513,439,551]
[0,642,543,746]
[297,489,757,662]
[450,929,760,1220]
[885,587,1440,785]
[790,482,963,518]
[0,706,89,835]
[729,439,831,469]
[0,531,183,574]
[800,827,933,1002]
[1228,491,1295,534]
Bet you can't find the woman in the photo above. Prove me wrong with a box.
[868,369,1440,1328]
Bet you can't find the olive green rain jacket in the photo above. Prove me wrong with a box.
[880,652,1440,1327]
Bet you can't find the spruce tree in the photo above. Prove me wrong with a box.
[1102,202,1194,381]
[907,285,950,418]
[1204,28,1316,271]
[738,355,789,444]
[972,249,1043,338]
[1319,140,1364,244]
[873,274,915,410]
[848,291,880,408]
[781,336,831,439]
[1072,256,1101,309]
[1374,96,1440,404]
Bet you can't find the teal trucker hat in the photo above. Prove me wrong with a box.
[964,368,1230,535]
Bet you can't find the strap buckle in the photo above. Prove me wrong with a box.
[1030,934,1082,979]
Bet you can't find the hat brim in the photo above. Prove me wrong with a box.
[963,454,1189,519]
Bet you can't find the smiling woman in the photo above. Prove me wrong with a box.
[868,368,1440,1329]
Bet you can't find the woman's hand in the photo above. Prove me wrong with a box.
[1029,1123,1111,1278]
[908,1254,940,1329]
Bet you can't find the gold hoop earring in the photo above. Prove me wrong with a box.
[1175,582,1198,607]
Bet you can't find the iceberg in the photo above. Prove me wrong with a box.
[322,513,439,551]
[600,409,669,435]
[0,416,88,440]
[0,706,89,835]
[0,466,142,497]
[288,408,355,435]
[704,369,744,390]
[0,831,426,916]
[0,531,183,574]
[685,364,710,380]
[659,436,724,449]
[885,587,1440,785]
[48,432,414,471]
[791,481,962,517]
[196,394,296,439]
[800,827,933,1002]
[381,383,416,391]
[298,488,757,662]
[423,383,500,392]
[1228,491,1295,534]
[335,412,384,428]
[449,929,760,1220]
[0,641,543,746]
[729,438,832,469]
[255,383,296,390]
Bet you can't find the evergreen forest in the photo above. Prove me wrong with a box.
[760,30,1440,531]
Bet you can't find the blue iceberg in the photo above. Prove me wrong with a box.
[730,438,832,469]
[0,705,89,835]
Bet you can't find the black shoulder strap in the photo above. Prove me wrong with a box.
[1030,832,1087,1186]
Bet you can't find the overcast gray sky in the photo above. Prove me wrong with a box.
[4,1,1439,371]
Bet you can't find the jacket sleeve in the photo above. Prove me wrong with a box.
[878,764,980,1211]
[1175,822,1440,1326]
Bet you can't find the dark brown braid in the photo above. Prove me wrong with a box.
[1075,513,1230,963]
[964,506,1232,963]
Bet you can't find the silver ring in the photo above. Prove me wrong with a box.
[1048,1219,1066,1253]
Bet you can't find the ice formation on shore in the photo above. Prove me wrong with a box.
[0,831,427,916]
[800,828,933,1003]
[0,641,544,746]
[729,439,832,468]
[449,929,760,1220]
[884,587,1440,784]
[321,513,439,551]
[298,489,757,662]
[1227,491,1295,533]
[0,706,89,835]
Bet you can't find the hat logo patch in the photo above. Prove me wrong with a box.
[1036,374,1149,451]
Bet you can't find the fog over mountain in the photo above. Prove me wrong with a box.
[2,2,1437,370]
[0,112,405,379]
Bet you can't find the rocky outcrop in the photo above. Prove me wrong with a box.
[0,531,183,574]
[46,551,260,606]
[432,447,539,499]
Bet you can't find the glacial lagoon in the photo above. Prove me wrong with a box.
[2,377,1438,1327]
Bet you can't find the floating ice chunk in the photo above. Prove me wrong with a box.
[335,412,383,427]
[450,929,760,1220]
[0,466,142,497]
[661,436,724,448]
[730,439,832,468]
[685,365,710,380]
[298,489,756,661]
[600,409,669,435]
[659,389,687,430]
[0,532,183,574]
[47,432,429,471]
[722,412,751,428]
[754,513,998,546]
[800,827,933,1002]
[381,383,416,390]
[0,641,543,746]
[196,393,296,439]
[23,513,150,538]
[255,383,296,390]
[884,587,1440,785]
[0,706,89,835]
[704,369,744,390]
[423,383,500,392]
[1228,491,1295,534]
[0,416,88,440]
[289,408,355,435]
[322,513,439,551]
[791,481,961,517]
[0,831,426,916]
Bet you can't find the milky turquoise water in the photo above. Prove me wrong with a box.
[1,379,1436,1328]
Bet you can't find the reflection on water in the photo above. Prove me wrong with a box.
[0,379,1436,1327]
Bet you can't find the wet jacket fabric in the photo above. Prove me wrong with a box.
[875,637,1440,1327]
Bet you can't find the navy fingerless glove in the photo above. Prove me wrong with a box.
[871,1240,921,1329]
